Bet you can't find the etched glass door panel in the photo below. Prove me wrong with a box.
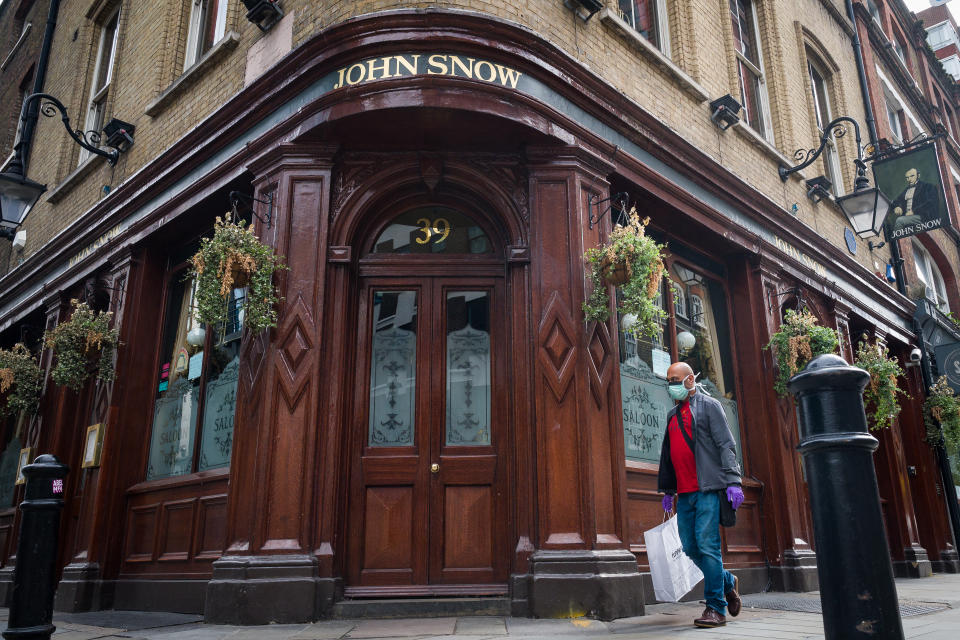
[368,290,418,447]
[445,291,490,446]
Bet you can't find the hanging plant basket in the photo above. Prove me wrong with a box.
[854,336,906,431]
[190,214,287,335]
[582,207,667,338]
[764,308,839,397]
[0,344,43,416]
[925,375,960,449]
[44,299,120,392]
[600,254,632,286]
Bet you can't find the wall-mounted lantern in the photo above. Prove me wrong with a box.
[780,116,890,241]
[242,0,284,32]
[563,0,603,23]
[709,94,742,131]
[0,93,135,240]
[805,175,832,203]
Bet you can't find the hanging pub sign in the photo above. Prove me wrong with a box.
[934,342,960,395]
[873,143,949,240]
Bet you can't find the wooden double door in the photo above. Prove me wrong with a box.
[346,274,509,594]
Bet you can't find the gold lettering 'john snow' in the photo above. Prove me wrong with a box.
[69,223,125,268]
[774,235,827,277]
[333,54,523,90]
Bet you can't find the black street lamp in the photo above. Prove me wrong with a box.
[0,93,134,240]
[779,116,890,240]
[0,170,45,241]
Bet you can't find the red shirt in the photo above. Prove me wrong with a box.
[668,402,699,494]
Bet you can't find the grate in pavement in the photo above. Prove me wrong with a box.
[740,594,948,617]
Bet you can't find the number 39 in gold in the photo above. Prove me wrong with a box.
[414,217,451,244]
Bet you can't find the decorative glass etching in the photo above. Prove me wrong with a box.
[369,291,418,447]
[198,339,240,471]
[446,291,491,446]
[619,276,671,463]
[620,358,672,463]
[147,376,198,479]
[146,276,201,480]
[371,207,492,254]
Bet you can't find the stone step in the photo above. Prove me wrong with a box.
[331,597,511,619]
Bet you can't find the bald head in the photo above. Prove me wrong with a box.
[666,362,696,398]
[667,362,694,380]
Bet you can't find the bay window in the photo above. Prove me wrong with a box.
[618,250,742,466]
[145,267,242,480]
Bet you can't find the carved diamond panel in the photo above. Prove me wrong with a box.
[280,318,312,375]
[538,292,576,400]
[587,322,612,408]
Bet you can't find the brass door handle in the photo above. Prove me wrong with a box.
[430,463,440,473]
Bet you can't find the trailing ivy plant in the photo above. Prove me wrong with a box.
[190,214,287,335]
[854,336,906,431]
[582,208,667,338]
[0,344,43,416]
[44,300,120,392]
[924,375,960,450]
[765,309,839,396]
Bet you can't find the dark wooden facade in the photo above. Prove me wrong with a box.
[0,10,956,623]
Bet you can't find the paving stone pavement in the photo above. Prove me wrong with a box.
[1,573,958,639]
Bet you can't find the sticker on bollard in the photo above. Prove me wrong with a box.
[3,454,69,640]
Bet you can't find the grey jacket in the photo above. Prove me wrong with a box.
[657,390,742,494]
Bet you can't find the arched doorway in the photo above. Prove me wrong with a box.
[344,201,511,595]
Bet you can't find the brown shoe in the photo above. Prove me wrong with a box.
[726,575,741,617]
[694,606,726,628]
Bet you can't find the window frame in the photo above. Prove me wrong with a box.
[79,7,120,165]
[729,0,773,142]
[885,99,903,144]
[183,0,229,71]
[912,240,950,313]
[807,57,844,196]
[617,0,671,57]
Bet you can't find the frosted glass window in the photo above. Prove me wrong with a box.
[446,291,490,446]
[369,291,417,447]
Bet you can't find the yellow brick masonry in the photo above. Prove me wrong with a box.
[7,0,912,279]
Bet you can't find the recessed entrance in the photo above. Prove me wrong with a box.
[345,206,509,596]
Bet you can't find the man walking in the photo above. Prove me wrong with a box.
[658,361,744,628]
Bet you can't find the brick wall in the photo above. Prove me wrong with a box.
[0,0,51,269]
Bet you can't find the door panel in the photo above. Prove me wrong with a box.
[347,278,507,592]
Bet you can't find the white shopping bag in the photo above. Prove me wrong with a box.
[643,514,703,602]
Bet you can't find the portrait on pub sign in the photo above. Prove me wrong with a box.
[874,144,948,240]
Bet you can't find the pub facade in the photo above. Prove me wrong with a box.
[0,0,957,623]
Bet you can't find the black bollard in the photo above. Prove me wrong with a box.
[3,454,69,640]
[788,354,903,639]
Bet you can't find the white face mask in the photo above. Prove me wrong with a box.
[667,374,694,400]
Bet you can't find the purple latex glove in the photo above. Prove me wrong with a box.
[726,485,744,510]
[662,494,674,512]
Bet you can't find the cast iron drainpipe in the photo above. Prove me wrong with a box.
[845,0,907,291]
[15,0,61,173]
[845,0,960,553]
